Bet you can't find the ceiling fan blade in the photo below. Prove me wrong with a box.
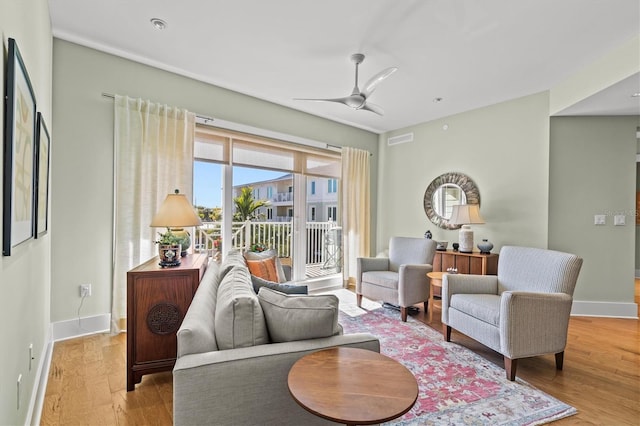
[359,102,385,116]
[361,67,398,98]
[293,97,350,106]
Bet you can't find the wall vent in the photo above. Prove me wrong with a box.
[387,132,414,146]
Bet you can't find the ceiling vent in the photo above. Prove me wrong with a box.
[387,132,414,146]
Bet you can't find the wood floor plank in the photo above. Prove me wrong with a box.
[40,291,639,426]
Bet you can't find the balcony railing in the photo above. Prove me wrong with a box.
[194,220,342,278]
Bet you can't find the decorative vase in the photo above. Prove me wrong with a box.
[158,244,181,267]
[477,239,494,254]
[452,243,459,251]
[458,225,474,253]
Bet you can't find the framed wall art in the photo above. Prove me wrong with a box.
[35,112,50,237]
[3,38,37,256]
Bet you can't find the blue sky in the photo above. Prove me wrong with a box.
[193,161,284,208]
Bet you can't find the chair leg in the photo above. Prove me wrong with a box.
[555,351,564,370]
[504,357,517,381]
[400,307,408,322]
[443,325,451,341]
[356,293,362,308]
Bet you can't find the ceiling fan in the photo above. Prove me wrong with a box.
[294,53,398,116]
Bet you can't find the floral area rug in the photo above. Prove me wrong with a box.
[333,291,577,426]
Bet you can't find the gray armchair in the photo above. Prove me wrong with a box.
[357,237,437,321]
[442,245,583,381]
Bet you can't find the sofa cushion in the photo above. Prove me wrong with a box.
[215,265,270,349]
[245,256,280,282]
[220,250,248,281]
[244,249,287,283]
[250,274,308,295]
[257,287,341,343]
[176,260,220,356]
[450,293,501,326]
[361,270,399,290]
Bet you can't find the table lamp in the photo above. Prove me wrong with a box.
[150,189,203,264]
[448,204,484,253]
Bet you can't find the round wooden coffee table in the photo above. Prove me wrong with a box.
[288,347,418,425]
[427,271,445,323]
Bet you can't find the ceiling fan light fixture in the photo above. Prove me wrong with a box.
[150,18,167,30]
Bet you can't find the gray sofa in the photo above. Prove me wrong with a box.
[173,251,380,426]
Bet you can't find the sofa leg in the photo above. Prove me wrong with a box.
[443,325,451,341]
[400,307,408,322]
[356,293,362,308]
[423,301,429,312]
[504,357,517,381]
[555,351,564,370]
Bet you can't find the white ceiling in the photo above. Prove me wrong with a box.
[49,0,640,134]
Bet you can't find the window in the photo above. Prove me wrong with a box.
[194,125,342,285]
[327,206,337,221]
[328,179,337,193]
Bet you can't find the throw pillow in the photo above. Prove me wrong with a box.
[257,287,340,343]
[244,249,287,283]
[215,265,269,349]
[245,257,280,282]
[250,274,308,295]
[220,250,248,281]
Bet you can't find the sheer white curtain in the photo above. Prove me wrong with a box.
[111,95,195,333]
[340,147,370,287]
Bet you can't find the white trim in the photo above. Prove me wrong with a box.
[52,313,111,342]
[25,325,53,426]
[571,300,638,318]
[199,117,341,153]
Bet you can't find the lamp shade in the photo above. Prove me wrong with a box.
[150,190,203,228]
[449,204,485,225]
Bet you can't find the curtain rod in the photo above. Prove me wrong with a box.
[101,92,215,124]
[102,92,370,155]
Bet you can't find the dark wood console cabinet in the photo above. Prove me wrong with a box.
[127,253,207,391]
[432,250,498,275]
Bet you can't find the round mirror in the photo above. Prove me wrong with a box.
[431,183,466,219]
[423,172,480,230]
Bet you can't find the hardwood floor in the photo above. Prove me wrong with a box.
[41,293,639,425]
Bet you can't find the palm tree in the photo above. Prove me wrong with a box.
[233,186,269,221]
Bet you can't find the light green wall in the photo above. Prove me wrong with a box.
[0,0,52,423]
[51,39,378,322]
[377,92,551,254]
[549,116,637,303]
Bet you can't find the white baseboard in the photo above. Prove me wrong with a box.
[25,324,53,426]
[571,300,638,319]
[52,313,111,342]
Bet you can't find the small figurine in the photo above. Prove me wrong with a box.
[424,230,433,239]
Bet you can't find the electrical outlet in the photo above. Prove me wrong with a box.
[80,284,92,297]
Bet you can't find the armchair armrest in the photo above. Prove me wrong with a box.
[397,264,433,307]
[499,291,573,359]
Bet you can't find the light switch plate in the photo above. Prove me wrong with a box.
[614,215,626,226]
[594,214,606,225]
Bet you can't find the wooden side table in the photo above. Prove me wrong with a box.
[433,250,498,275]
[126,253,207,391]
[426,271,445,323]
[288,347,418,425]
